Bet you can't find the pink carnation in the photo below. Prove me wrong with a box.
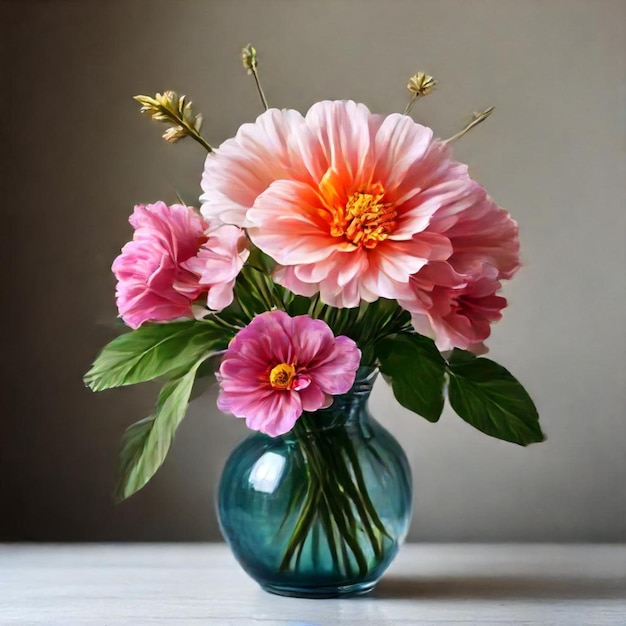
[216,311,361,436]
[402,262,508,353]
[399,185,520,352]
[112,202,247,328]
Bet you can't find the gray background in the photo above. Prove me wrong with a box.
[2,0,624,542]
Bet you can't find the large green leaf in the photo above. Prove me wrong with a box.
[84,320,232,392]
[447,349,545,446]
[114,356,208,502]
[376,333,446,422]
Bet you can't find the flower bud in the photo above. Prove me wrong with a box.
[407,72,437,96]
[133,91,203,143]
[242,44,258,74]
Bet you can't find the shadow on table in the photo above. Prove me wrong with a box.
[373,575,626,601]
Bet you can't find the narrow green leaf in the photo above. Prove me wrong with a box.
[84,320,232,392]
[233,266,273,317]
[114,356,208,502]
[285,294,312,317]
[376,333,446,422]
[447,353,545,446]
[348,299,410,345]
[247,244,276,273]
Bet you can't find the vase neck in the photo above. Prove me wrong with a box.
[288,367,377,438]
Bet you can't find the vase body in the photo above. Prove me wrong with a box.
[217,370,412,598]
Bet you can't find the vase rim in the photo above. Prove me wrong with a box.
[356,365,379,383]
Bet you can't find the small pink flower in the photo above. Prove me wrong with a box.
[403,263,507,353]
[112,202,208,328]
[216,311,361,436]
[112,202,247,328]
[399,185,520,352]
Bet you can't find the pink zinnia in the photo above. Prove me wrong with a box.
[216,311,361,436]
[112,202,247,328]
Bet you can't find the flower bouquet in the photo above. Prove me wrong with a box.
[86,45,544,598]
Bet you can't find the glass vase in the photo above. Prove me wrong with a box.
[217,369,413,598]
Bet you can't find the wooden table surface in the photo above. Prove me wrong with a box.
[1,544,624,625]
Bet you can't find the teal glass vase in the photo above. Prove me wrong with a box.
[217,369,413,598]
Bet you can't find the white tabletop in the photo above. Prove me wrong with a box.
[1,543,624,625]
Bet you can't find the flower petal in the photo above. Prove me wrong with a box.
[248,180,345,265]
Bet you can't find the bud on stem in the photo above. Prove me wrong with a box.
[403,72,437,116]
[242,43,269,111]
[133,91,213,152]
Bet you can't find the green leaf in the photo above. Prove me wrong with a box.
[188,354,222,402]
[84,320,232,392]
[285,294,313,317]
[232,266,273,318]
[447,351,545,446]
[447,347,477,365]
[114,356,208,502]
[376,333,446,422]
[247,244,277,274]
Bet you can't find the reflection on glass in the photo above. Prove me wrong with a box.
[248,451,286,494]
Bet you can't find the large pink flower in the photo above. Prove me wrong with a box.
[200,101,475,307]
[216,311,361,436]
[112,202,247,328]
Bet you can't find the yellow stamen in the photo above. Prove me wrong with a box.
[269,363,296,389]
[331,191,397,249]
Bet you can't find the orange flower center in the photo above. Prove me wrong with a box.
[330,191,397,249]
[269,363,296,389]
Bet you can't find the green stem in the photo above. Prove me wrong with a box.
[310,518,320,570]
[324,445,384,560]
[188,131,214,152]
[338,429,390,539]
[279,414,391,578]
[321,489,368,576]
[317,423,386,560]
[206,314,240,332]
[279,485,318,571]
[403,93,418,116]
[298,425,368,576]
[444,106,495,144]
[317,498,342,573]
[251,68,269,111]
[338,525,353,577]
[278,479,306,532]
